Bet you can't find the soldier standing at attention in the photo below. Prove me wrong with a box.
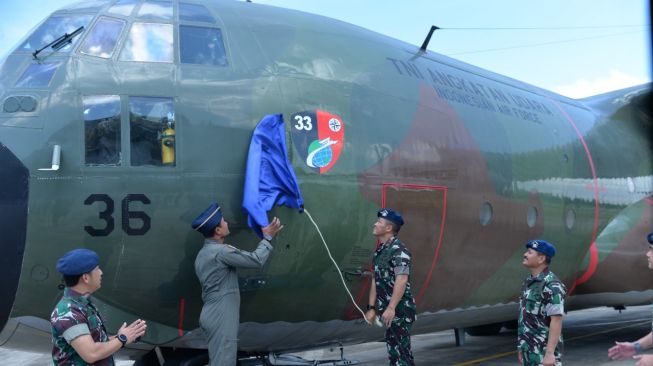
[51,248,147,365]
[607,233,653,366]
[364,208,416,366]
[518,240,567,366]
[192,202,283,366]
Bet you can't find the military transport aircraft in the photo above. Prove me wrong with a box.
[0,0,651,364]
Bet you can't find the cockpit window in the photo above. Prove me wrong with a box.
[79,17,126,58]
[18,15,92,52]
[84,95,122,166]
[179,26,227,66]
[137,0,173,21]
[179,3,216,23]
[62,0,110,12]
[130,97,175,167]
[119,23,173,62]
[15,62,60,88]
[108,0,139,16]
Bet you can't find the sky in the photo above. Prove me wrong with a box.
[0,0,649,98]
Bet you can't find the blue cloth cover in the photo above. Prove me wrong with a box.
[243,114,304,237]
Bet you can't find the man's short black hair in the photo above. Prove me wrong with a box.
[389,222,401,235]
[202,224,218,238]
[63,274,82,287]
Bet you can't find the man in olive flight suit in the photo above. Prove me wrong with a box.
[192,202,282,366]
[518,239,566,366]
[365,208,416,366]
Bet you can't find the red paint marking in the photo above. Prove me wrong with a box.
[178,298,186,337]
[585,183,606,192]
[548,99,600,290]
[348,183,448,317]
[574,241,599,287]
[645,197,653,205]
[381,183,448,306]
[416,188,447,305]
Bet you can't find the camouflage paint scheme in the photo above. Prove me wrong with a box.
[0,0,651,355]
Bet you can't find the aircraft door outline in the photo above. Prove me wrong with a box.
[381,182,448,308]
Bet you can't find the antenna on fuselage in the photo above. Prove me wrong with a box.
[420,25,440,52]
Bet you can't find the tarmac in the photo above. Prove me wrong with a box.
[1,305,650,365]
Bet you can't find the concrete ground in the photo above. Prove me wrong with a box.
[1,305,649,365]
[297,305,649,365]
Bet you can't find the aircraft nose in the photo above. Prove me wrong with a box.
[0,142,28,330]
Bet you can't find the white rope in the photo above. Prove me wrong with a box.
[303,209,367,321]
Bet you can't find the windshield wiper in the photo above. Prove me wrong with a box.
[32,26,85,60]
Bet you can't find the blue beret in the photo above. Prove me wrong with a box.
[647,232,653,244]
[56,248,99,275]
[192,202,223,236]
[378,208,404,227]
[525,239,556,258]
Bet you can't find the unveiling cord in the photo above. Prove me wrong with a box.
[304,209,368,322]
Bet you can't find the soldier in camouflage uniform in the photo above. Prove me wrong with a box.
[608,233,653,366]
[51,248,147,365]
[365,208,416,366]
[518,240,566,366]
[192,202,283,366]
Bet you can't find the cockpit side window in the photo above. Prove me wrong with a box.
[179,26,227,66]
[119,23,173,62]
[15,62,61,88]
[179,3,216,23]
[79,17,126,59]
[129,97,175,167]
[108,0,139,16]
[18,15,92,52]
[137,0,173,21]
[84,95,122,166]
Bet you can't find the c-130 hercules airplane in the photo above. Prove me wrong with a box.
[0,0,651,364]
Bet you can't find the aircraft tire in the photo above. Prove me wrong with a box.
[465,322,504,336]
[503,320,518,330]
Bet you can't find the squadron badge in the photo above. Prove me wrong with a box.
[290,110,345,174]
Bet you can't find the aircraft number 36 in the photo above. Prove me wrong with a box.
[84,194,151,237]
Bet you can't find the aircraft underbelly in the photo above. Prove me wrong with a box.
[0,142,28,331]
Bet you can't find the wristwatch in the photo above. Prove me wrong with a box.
[634,341,642,354]
[117,333,128,348]
[366,304,376,311]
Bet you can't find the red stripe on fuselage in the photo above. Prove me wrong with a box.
[178,298,186,337]
[548,99,600,290]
